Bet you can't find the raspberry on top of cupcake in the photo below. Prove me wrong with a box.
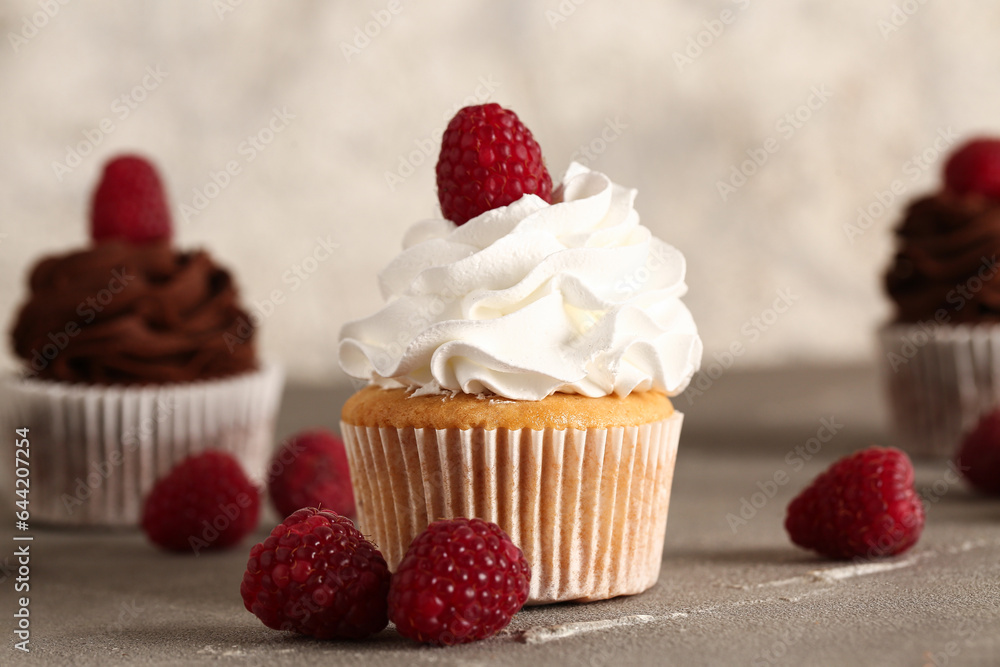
[885,138,1000,324]
[339,103,702,401]
[10,154,257,385]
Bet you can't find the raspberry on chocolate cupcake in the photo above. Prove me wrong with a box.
[5,154,283,526]
[881,138,1000,457]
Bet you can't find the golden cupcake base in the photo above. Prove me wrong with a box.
[341,386,681,604]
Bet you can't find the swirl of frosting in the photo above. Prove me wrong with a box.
[339,162,703,401]
[11,241,257,384]
[885,193,1000,323]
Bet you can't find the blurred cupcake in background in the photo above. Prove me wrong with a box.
[881,138,1000,457]
[4,154,283,526]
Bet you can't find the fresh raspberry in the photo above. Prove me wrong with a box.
[141,450,260,553]
[955,409,1000,495]
[91,154,172,244]
[267,429,356,519]
[785,447,924,560]
[943,138,1000,198]
[388,517,531,646]
[241,508,390,639]
[436,103,552,225]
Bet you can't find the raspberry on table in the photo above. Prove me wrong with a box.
[436,103,552,225]
[943,137,1000,198]
[241,508,390,640]
[955,409,1000,496]
[785,446,924,560]
[388,517,531,646]
[267,429,356,519]
[141,450,259,553]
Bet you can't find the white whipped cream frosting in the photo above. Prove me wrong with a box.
[338,162,703,401]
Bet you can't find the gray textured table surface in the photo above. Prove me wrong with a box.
[3,365,999,666]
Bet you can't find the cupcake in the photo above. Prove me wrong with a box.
[4,155,283,526]
[881,138,1000,457]
[339,104,702,603]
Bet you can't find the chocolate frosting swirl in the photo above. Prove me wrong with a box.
[885,193,1000,323]
[11,241,257,384]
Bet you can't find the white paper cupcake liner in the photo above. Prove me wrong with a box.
[1,364,284,527]
[878,324,1000,458]
[341,412,682,605]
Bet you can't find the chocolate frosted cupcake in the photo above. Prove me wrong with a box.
[12,241,257,383]
[4,155,283,526]
[886,196,1000,323]
[881,138,1000,457]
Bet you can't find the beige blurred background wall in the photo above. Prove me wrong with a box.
[1,0,995,386]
